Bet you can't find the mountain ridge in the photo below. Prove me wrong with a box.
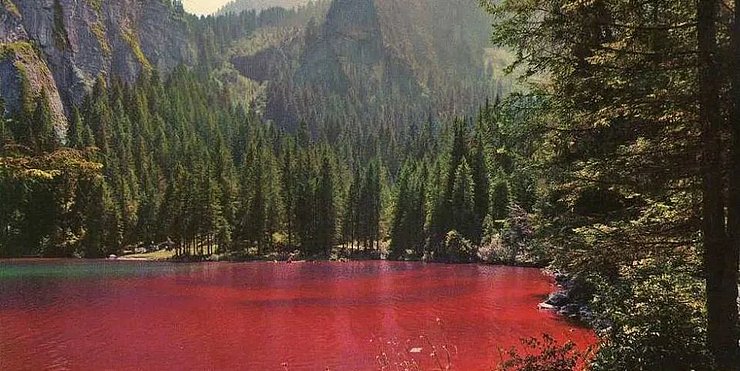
[234,0,503,129]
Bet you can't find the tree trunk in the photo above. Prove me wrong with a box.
[724,0,740,366]
[699,0,738,367]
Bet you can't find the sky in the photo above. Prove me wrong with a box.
[181,0,232,15]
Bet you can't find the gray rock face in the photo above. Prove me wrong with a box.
[297,0,385,93]
[295,0,420,102]
[0,0,198,135]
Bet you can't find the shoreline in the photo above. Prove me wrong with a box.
[118,253,549,268]
[1,252,549,269]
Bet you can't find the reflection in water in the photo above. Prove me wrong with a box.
[0,260,595,370]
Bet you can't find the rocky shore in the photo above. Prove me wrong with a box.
[537,271,604,330]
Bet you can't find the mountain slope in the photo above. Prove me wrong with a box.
[1,0,508,136]
[230,0,505,129]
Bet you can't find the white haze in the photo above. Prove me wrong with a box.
[182,0,232,15]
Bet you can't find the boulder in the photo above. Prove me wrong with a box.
[538,302,557,310]
[558,303,581,318]
[554,272,570,285]
[545,291,569,307]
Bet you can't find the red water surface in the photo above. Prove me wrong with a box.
[0,260,595,370]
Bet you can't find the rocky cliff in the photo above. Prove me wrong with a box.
[296,0,394,95]
[285,0,493,124]
[0,0,197,134]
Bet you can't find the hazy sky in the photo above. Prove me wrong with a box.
[182,0,232,15]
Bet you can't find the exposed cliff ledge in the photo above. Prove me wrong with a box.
[0,41,67,136]
[0,0,198,134]
[295,0,418,99]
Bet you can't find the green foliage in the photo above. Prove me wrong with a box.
[1,0,20,18]
[388,160,426,259]
[31,90,58,153]
[84,0,103,16]
[52,0,69,50]
[89,22,111,57]
[0,148,104,257]
[121,28,152,73]
[590,261,711,370]
[441,230,475,263]
[498,334,589,371]
[481,0,740,368]
[314,155,336,256]
[451,158,477,239]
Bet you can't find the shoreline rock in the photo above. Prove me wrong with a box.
[538,270,596,325]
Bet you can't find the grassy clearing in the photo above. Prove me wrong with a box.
[119,249,176,261]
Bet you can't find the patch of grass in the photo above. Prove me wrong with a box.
[0,41,37,61]
[84,0,103,15]
[82,0,110,57]
[121,27,152,73]
[1,0,21,18]
[53,0,70,50]
[90,21,111,57]
[120,249,176,261]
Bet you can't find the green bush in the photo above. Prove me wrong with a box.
[443,230,476,263]
[498,334,590,371]
[589,262,711,370]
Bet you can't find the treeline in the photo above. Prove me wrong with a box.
[0,67,536,262]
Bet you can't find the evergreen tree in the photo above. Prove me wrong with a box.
[470,133,489,243]
[280,138,298,248]
[389,160,426,259]
[489,177,509,221]
[67,107,85,149]
[450,158,476,242]
[315,154,336,256]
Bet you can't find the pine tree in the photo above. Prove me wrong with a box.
[342,167,360,249]
[450,157,476,242]
[11,68,35,148]
[295,161,312,252]
[280,138,297,248]
[389,160,426,259]
[315,154,336,256]
[490,177,509,221]
[67,107,85,149]
[470,133,489,243]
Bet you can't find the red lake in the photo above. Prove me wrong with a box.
[0,260,596,370]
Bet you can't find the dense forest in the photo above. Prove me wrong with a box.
[0,67,527,263]
[2,0,740,369]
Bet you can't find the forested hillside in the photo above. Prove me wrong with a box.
[0,66,523,263]
[1,0,503,133]
[235,0,505,130]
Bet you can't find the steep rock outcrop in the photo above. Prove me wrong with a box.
[0,41,67,136]
[228,0,497,128]
[0,0,198,134]
[295,0,418,99]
